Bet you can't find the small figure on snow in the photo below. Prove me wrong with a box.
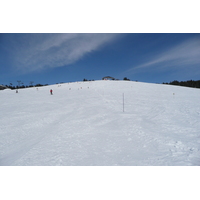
[50,89,53,95]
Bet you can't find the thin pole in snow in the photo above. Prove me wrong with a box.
[123,93,124,112]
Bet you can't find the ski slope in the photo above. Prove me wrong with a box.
[0,80,200,165]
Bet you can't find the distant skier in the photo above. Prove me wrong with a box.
[50,89,53,95]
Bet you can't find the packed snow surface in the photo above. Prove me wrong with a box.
[0,80,200,165]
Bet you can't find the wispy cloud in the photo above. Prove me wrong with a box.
[8,33,119,73]
[127,37,200,73]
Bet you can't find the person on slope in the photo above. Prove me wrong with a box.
[50,89,53,95]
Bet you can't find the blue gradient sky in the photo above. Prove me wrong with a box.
[0,33,200,86]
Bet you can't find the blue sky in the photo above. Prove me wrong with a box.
[0,33,200,86]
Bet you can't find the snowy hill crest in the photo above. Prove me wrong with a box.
[0,80,200,165]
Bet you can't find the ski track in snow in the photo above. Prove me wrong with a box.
[0,80,200,165]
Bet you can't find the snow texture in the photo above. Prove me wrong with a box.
[0,80,200,165]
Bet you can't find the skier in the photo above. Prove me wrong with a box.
[50,89,53,95]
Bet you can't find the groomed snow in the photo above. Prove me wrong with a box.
[0,80,200,165]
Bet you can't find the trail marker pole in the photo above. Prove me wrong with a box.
[123,93,124,112]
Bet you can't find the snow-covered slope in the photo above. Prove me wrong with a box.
[0,80,200,165]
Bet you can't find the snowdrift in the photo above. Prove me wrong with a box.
[0,80,200,165]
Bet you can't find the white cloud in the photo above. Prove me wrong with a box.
[10,33,119,73]
[128,37,200,73]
